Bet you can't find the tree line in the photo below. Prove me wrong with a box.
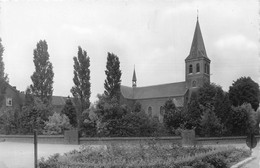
[0,38,259,137]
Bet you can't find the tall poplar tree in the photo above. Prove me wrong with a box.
[0,38,8,108]
[104,52,122,102]
[71,46,91,113]
[30,40,54,104]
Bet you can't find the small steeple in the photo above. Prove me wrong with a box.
[186,17,208,60]
[132,66,137,87]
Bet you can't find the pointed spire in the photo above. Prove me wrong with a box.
[132,66,137,87]
[186,17,208,60]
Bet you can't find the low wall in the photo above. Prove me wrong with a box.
[0,134,65,144]
[79,136,181,145]
[1,134,259,146]
[196,135,260,145]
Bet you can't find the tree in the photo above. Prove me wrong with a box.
[19,88,53,134]
[104,52,122,102]
[0,38,8,108]
[200,106,223,137]
[31,40,54,105]
[61,97,77,127]
[229,77,259,111]
[0,38,8,82]
[81,105,98,137]
[163,99,183,134]
[0,108,19,134]
[228,103,257,136]
[96,103,128,137]
[198,83,219,107]
[71,46,91,127]
[197,82,232,135]
[43,112,72,135]
[184,92,202,130]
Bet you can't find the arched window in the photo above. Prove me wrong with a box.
[148,106,152,117]
[192,80,197,87]
[207,64,210,74]
[189,64,193,74]
[196,63,200,73]
[204,64,207,73]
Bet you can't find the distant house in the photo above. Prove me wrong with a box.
[120,18,211,122]
[1,82,68,113]
[2,83,23,110]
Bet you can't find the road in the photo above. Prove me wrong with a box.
[241,140,260,168]
[0,141,258,168]
[0,142,80,168]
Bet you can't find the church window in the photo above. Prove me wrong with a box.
[148,106,152,117]
[192,80,197,87]
[6,98,12,107]
[189,64,193,74]
[196,63,200,73]
[205,64,210,74]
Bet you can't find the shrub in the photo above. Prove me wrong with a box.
[39,153,60,168]
[43,112,72,135]
[191,160,214,168]
[39,143,250,168]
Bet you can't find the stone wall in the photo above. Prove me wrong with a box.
[0,134,259,146]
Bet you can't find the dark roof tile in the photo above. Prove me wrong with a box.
[121,81,187,100]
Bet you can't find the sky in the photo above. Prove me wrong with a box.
[0,0,259,103]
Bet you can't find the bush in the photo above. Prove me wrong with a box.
[191,160,214,168]
[205,154,227,168]
[199,106,223,137]
[229,103,257,136]
[39,153,60,168]
[39,142,250,168]
[43,112,72,135]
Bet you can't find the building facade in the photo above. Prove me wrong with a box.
[120,18,211,121]
[1,82,68,114]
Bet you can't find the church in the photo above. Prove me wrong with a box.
[120,18,211,122]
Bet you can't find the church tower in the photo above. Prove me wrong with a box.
[185,17,211,90]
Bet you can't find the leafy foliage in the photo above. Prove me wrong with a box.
[18,88,53,134]
[0,38,8,108]
[61,97,77,127]
[80,105,98,137]
[184,92,202,130]
[43,112,72,135]
[163,99,184,134]
[94,94,162,137]
[228,103,257,136]
[104,52,122,102]
[0,108,20,134]
[71,46,91,113]
[199,106,223,137]
[30,40,54,105]
[229,76,260,111]
[38,143,250,168]
[0,38,8,81]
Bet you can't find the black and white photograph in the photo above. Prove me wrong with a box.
[0,0,259,167]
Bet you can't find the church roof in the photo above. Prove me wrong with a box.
[121,81,188,100]
[186,18,208,60]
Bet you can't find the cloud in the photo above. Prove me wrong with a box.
[215,34,257,50]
